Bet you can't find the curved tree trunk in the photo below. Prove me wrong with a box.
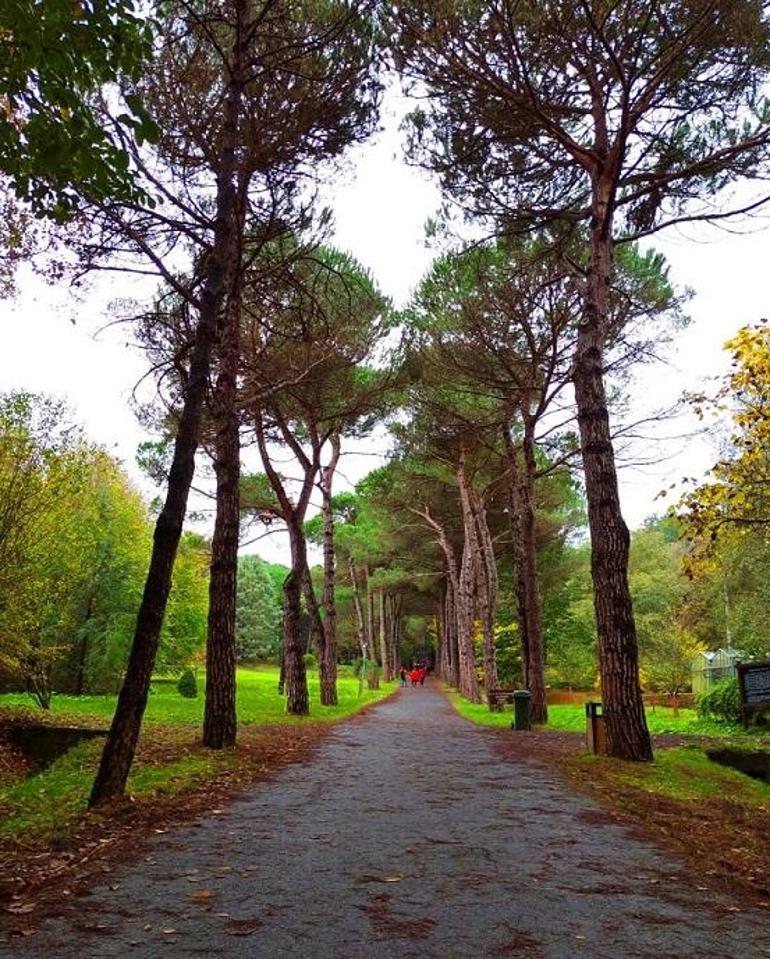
[252,410,316,717]
[88,2,247,805]
[576,190,651,761]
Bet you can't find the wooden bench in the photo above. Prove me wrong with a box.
[488,688,515,710]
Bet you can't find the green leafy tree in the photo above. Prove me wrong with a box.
[235,556,283,661]
[389,0,770,761]
[1,0,155,217]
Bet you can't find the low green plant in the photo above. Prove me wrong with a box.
[696,678,742,724]
[177,669,198,699]
[303,652,317,668]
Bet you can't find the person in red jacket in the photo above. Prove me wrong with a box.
[410,667,421,687]
[418,666,427,686]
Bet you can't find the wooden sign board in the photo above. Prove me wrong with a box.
[736,661,770,726]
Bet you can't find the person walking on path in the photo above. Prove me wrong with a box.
[409,666,421,687]
[399,667,408,687]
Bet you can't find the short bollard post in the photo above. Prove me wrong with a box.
[585,701,607,755]
[511,689,531,731]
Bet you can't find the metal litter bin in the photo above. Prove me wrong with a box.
[511,689,532,731]
[585,701,607,755]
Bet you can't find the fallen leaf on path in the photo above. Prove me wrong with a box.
[189,890,213,900]
[6,902,34,914]
[226,919,261,936]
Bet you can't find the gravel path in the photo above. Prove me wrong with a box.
[5,683,770,958]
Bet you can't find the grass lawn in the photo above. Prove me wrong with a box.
[446,689,750,737]
[0,664,389,727]
[0,666,393,887]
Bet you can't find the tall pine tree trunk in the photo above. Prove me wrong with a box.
[575,183,651,761]
[503,420,548,719]
[318,435,340,705]
[203,273,243,749]
[387,593,401,675]
[456,537,480,702]
[283,521,310,715]
[433,600,444,681]
[364,567,376,664]
[443,577,459,686]
[520,418,547,724]
[348,556,368,657]
[455,450,482,703]
[88,1,247,805]
[470,487,499,706]
[378,588,391,681]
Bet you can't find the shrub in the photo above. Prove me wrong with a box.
[366,662,381,690]
[696,677,741,724]
[303,652,317,668]
[177,669,198,699]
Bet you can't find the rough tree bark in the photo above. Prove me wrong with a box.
[317,433,341,704]
[456,451,497,702]
[348,556,368,657]
[280,520,310,714]
[433,600,444,682]
[468,485,499,707]
[253,410,318,715]
[502,419,547,723]
[443,577,459,687]
[364,566,377,665]
[574,177,651,761]
[455,452,481,703]
[378,587,391,681]
[203,269,244,749]
[387,593,402,675]
[88,0,247,805]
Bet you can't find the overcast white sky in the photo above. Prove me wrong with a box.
[1,90,767,564]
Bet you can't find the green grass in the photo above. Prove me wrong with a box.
[0,740,221,845]
[446,689,752,737]
[0,665,392,727]
[0,666,393,858]
[576,744,770,806]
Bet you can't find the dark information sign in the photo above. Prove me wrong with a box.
[737,662,770,721]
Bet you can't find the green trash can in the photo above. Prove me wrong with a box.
[511,689,531,731]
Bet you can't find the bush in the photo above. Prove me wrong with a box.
[366,662,381,690]
[177,669,198,699]
[696,677,741,724]
[303,652,317,668]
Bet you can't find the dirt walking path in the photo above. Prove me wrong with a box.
[4,683,770,958]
